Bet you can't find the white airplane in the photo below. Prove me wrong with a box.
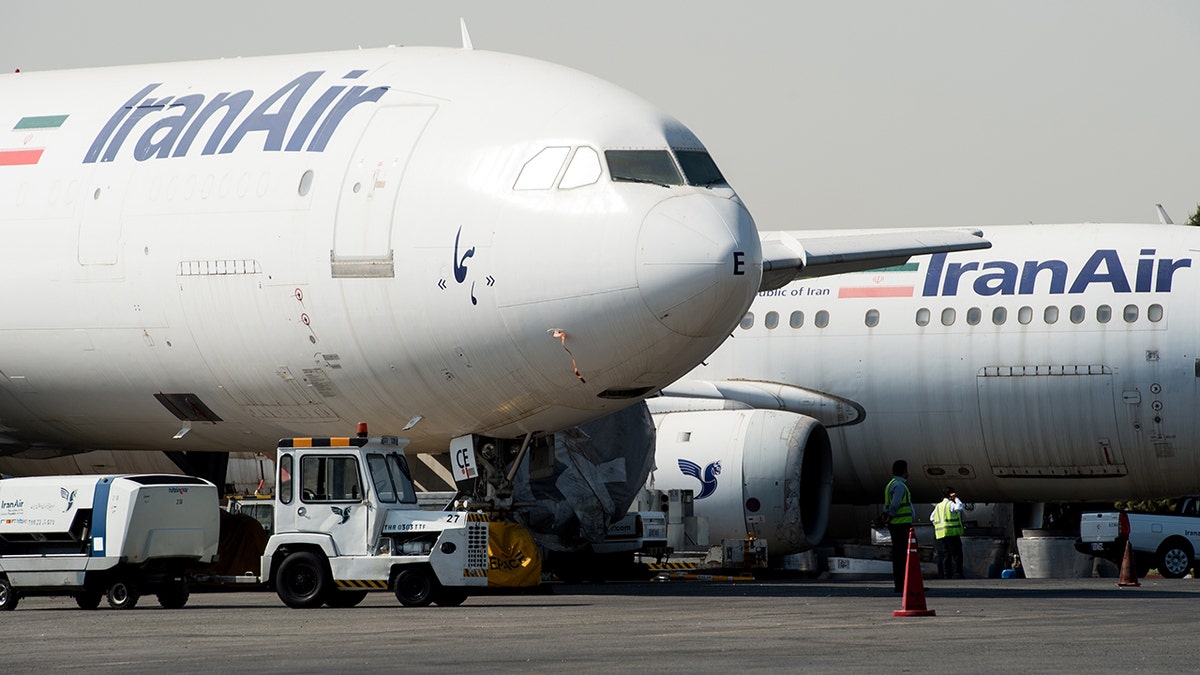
[651,221,1200,554]
[0,39,987,546]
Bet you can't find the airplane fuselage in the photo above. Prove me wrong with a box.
[0,47,761,458]
[695,222,1199,503]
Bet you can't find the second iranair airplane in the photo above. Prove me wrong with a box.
[652,222,1200,555]
[0,36,988,547]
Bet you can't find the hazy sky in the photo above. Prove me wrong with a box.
[3,1,1197,231]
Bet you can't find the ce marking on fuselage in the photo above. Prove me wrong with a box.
[438,225,495,306]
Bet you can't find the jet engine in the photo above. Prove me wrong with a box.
[650,408,833,556]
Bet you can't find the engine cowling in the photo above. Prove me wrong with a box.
[651,409,832,556]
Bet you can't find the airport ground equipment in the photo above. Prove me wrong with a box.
[0,474,219,610]
[1077,496,1200,578]
[259,432,490,608]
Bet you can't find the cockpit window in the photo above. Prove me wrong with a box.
[605,150,683,186]
[560,147,602,189]
[675,150,727,187]
[514,146,569,190]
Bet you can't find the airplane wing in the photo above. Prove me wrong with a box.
[759,228,990,292]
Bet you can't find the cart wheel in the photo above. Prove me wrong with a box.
[106,579,140,610]
[276,551,330,609]
[0,577,18,611]
[156,584,190,609]
[75,590,103,610]
[394,568,437,607]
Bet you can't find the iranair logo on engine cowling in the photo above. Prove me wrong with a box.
[678,459,721,499]
[84,70,388,163]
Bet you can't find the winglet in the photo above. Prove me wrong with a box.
[460,18,474,50]
[1156,203,1174,225]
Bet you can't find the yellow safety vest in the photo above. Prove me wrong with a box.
[885,477,912,525]
[932,499,964,538]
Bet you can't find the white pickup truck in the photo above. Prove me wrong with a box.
[1077,496,1200,579]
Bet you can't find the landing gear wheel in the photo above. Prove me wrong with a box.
[0,577,18,611]
[106,580,140,610]
[394,568,437,607]
[325,590,368,608]
[156,584,190,609]
[433,589,468,607]
[1157,540,1194,579]
[75,590,103,610]
[276,551,330,608]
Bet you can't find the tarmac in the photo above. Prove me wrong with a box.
[2,577,1198,673]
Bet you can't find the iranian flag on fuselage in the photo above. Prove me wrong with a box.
[0,114,69,166]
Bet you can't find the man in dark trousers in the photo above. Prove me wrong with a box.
[932,486,967,579]
[883,460,913,593]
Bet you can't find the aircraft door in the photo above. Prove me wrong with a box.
[331,105,436,278]
[977,365,1127,477]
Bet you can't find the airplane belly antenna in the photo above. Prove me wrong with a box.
[460,18,474,50]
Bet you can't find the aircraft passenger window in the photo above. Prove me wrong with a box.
[1148,304,1164,322]
[1070,305,1086,324]
[992,307,1007,325]
[1044,306,1059,324]
[559,147,602,189]
[765,311,779,329]
[1123,304,1139,323]
[674,149,727,187]
[789,311,804,328]
[1018,306,1033,325]
[915,308,930,327]
[865,309,880,327]
[966,307,981,326]
[514,146,570,190]
[941,308,955,326]
[815,310,830,328]
[1097,305,1112,323]
[605,150,683,186]
[740,313,754,330]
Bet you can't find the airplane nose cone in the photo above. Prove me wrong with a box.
[636,194,762,337]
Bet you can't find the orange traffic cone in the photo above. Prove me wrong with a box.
[893,527,936,617]
[1117,540,1141,587]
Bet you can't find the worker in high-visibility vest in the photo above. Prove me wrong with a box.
[931,486,967,579]
[882,459,912,593]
